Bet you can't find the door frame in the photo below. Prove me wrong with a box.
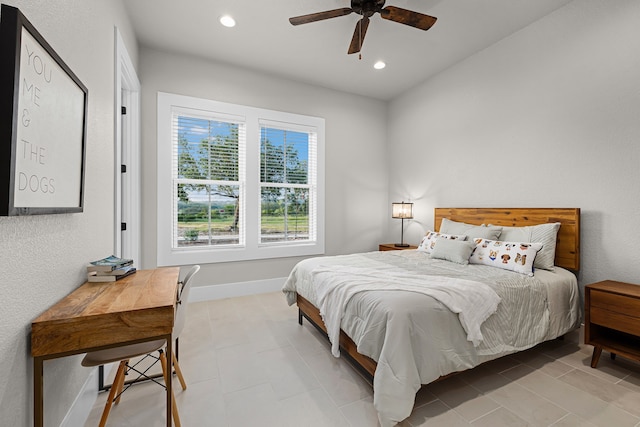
[114,27,141,265]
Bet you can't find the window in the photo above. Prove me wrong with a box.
[259,122,316,245]
[157,93,324,265]
[174,112,245,248]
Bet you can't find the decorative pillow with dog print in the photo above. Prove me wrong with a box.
[469,238,543,276]
[489,223,560,272]
[417,231,467,254]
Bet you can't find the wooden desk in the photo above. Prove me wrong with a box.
[31,267,180,427]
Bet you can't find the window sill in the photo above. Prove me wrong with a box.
[157,241,324,266]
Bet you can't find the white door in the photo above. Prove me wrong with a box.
[120,94,130,256]
[114,28,140,265]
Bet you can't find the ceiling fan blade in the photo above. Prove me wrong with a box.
[380,6,437,31]
[348,16,370,55]
[289,8,353,26]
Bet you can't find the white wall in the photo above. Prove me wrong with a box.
[0,0,138,425]
[387,0,640,288]
[7,1,636,424]
[139,47,388,287]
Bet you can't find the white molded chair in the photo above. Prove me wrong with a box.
[82,265,200,427]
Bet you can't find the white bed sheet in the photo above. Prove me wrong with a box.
[282,250,581,426]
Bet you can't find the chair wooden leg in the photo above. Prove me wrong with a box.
[172,353,187,391]
[160,351,181,427]
[99,361,127,427]
[114,359,129,404]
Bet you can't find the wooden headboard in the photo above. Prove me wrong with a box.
[434,208,580,271]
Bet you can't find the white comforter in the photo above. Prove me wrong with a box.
[282,250,581,427]
[312,266,501,355]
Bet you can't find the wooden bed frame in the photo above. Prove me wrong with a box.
[297,207,581,380]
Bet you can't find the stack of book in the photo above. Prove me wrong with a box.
[87,255,136,282]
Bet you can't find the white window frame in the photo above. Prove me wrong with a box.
[157,92,325,266]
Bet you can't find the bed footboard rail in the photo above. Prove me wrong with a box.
[297,294,377,381]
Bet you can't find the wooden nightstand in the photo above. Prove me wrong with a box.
[379,243,418,251]
[585,280,640,368]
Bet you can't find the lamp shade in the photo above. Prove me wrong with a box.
[392,202,413,219]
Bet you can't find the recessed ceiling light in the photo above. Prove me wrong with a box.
[219,15,236,28]
[374,61,386,70]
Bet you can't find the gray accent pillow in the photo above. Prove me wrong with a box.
[430,238,475,265]
[495,222,561,271]
[440,218,502,240]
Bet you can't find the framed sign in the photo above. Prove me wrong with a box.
[0,5,88,215]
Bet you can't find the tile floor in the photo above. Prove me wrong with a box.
[85,291,640,426]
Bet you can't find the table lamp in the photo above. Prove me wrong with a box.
[392,201,413,247]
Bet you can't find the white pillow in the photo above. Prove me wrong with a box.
[440,218,502,240]
[417,230,467,254]
[491,223,560,271]
[430,238,475,265]
[469,238,543,276]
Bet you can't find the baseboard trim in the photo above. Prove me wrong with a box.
[61,367,99,427]
[189,277,287,302]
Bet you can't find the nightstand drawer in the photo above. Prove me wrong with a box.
[590,306,640,336]
[590,290,640,319]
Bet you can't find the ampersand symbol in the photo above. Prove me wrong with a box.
[22,109,30,127]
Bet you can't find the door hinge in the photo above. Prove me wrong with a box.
[121,164,127,173]
[121,106,127,115]
[121,222,127,231]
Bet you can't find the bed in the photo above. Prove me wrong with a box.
[282,208,581,427]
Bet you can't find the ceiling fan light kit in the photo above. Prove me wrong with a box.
[289,0,437,55]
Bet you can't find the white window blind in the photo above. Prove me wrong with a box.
[259,121,317,245]
[171,108,246,249]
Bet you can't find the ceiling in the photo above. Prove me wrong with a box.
[124,0,573,101]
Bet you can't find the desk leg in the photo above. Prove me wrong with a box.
[34,356,43,427]
[165,335,172,427]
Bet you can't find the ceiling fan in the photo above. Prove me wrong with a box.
[289,0,437,55]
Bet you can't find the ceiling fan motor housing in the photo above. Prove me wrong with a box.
[351,0,385,17]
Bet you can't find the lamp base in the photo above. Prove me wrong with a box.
[394,243,410,248]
